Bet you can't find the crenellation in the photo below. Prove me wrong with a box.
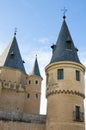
[0,111,46,124]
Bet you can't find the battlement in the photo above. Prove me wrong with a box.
[2,80,26,92]
[0,111,46,124]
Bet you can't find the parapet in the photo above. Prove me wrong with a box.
[0,111,46,124]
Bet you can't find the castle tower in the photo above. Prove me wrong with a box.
[0,34,26,83]
[24,55,43,114]
[0,34,27,113]
[45,16,85,130]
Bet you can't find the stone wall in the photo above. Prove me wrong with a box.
[0,121,45,130]
[0,111,46,123]
[0,111,46,130]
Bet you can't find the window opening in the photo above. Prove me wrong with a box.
[75,106,80,120]
[27,93,30,98]
[76,70,80,81]
[36,94,38,99]
[29,80,31,84]
[35,80,38,84]
[57,69,64,80]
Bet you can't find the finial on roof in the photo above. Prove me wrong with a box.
[30,55,41,77]
[61,7,67,19]
[14,27,17,36]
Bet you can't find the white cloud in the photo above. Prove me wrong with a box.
[38,37,49,44]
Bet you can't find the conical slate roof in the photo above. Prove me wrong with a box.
[30,56,41,77]
[0,36,26,73]
[50,17,80,64]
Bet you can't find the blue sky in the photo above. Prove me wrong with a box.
[0,0,86,115]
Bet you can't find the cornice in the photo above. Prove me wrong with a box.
[46,89,85,98]
[45,61,85,74]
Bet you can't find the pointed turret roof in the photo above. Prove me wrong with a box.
[0,35,26,73]
[30,55,41,77]
[50,17,80,64]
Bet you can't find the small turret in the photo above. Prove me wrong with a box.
[24,55,42,114]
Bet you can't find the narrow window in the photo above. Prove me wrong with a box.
[36,94,38,99]
[75,106,80,120]
[27,93,30,98]
[76,70,80,81]
[29,80,31,84]
[35,80,38,84]
[57,69,64,80]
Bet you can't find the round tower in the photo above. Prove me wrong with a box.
[24,56,43,114]
[45,16,85,130]
[0,35,27,113]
